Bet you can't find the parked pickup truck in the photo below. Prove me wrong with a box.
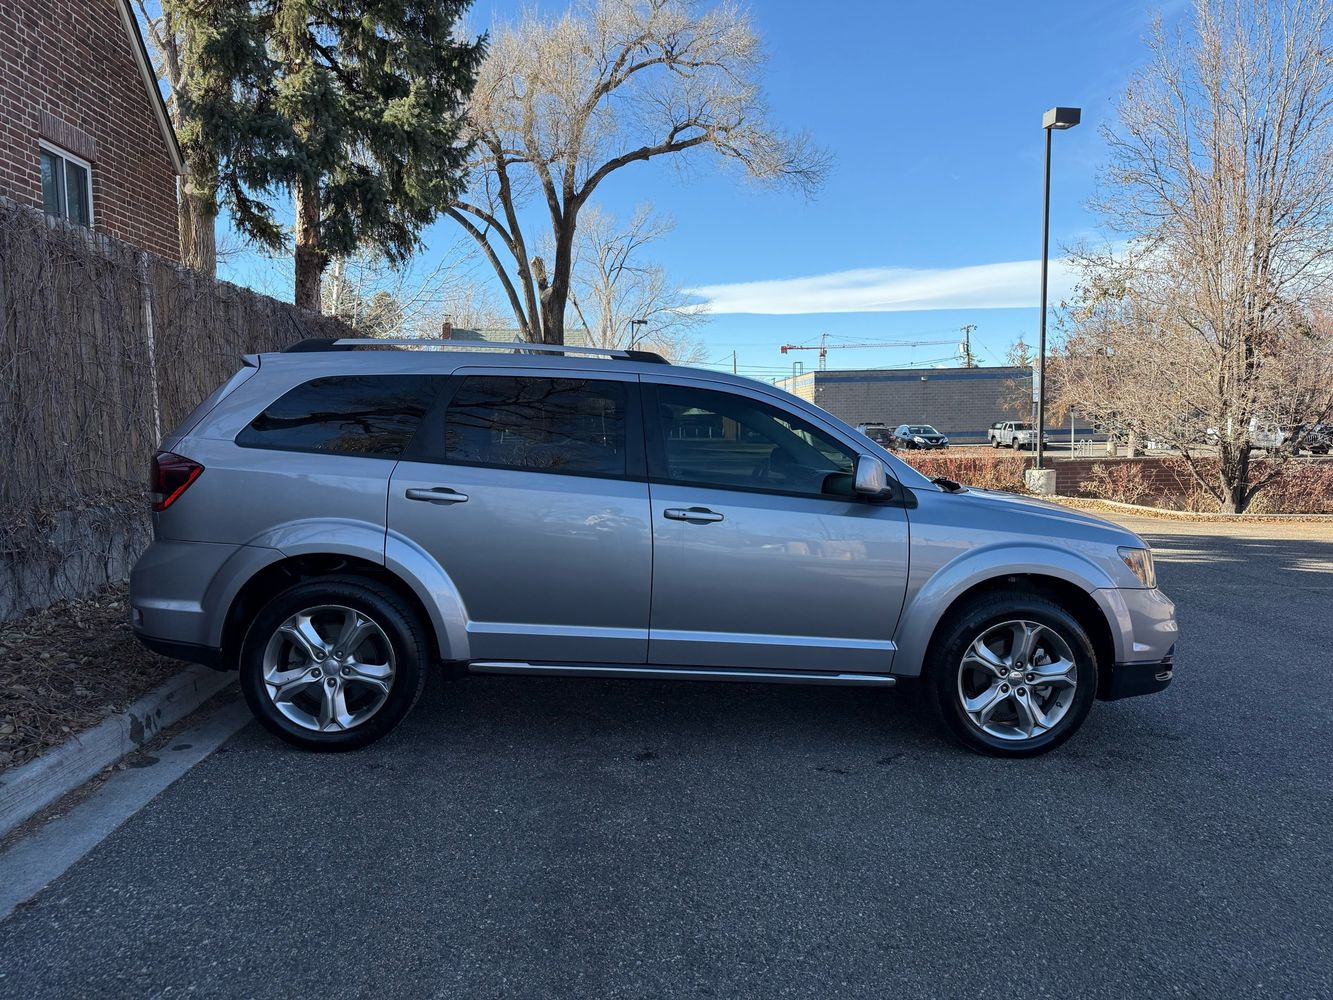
[989,421,1049,450]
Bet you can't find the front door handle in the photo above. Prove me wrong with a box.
[405,487,469,505]
[664,507,724,523]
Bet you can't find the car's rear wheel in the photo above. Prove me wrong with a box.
[239,576,430,751]
[925,591,1097,756]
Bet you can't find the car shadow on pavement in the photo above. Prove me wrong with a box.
[417,673,941,754]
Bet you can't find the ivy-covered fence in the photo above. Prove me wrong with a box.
[0,199,352,619]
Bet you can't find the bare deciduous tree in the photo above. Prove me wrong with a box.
[566,205,706,363]
[322,242,508,339]
[133,0,217,274]
[1058,0,1333,512]
[1002,337,1036,419]
[450,0,827,344]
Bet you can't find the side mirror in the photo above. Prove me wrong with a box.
[854,454,888,496]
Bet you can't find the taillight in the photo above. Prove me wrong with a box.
[151,451,204,511]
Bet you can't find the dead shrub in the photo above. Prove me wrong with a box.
[1079,462,1157,506]
[899,451,1029,493]
[1246,463,1333,514]
[1078,454,1333,513]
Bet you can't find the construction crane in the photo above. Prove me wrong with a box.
[779,333,958,370]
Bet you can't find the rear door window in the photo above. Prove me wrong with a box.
[236,375,441,457]
[442,375,630,477]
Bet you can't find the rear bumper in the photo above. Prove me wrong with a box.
[130,537,280,651]
[1101,646,1175,700]
[134,631,225,670]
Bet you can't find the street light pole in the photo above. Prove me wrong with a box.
[1036,106,1080,472]
[628,318,648,348]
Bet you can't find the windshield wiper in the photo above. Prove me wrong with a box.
[931,476,965,493]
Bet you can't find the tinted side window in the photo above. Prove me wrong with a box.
[653,385,855,496]
[444,376,628,477]
[237,375,440,457]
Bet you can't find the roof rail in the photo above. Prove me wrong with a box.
[282,337,669,364]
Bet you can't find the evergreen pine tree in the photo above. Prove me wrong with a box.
[168,0,484,310]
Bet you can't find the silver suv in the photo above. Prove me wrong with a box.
[130,339,1177,757]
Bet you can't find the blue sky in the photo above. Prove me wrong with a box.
[216,0,1190,380]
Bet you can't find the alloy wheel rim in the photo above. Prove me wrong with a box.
[261,605,396,733]
[957,619,1077,742]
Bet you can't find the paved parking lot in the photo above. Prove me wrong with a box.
[1,517,1330,999]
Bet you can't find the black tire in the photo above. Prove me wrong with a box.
[924,591,1098,757]
[239,575,431,752]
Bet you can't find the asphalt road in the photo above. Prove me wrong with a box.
[1,519,1331,999]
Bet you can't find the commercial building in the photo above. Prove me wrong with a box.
[776,366,1034,444]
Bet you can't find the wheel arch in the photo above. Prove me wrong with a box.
[219,553,450,668]
[919,574,1117,696]
[893,548,1120,688]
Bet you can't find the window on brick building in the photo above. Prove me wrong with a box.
[39,145,92,227]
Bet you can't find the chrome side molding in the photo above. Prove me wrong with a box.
[466,662,896,686]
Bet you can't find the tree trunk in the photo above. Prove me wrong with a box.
[1230,446,1252,514]
[1217,442,1251,513]
[177,175,217,276]
[539,224,576,344]
[294,178,325,311]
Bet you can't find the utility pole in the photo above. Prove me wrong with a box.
[959,324,977,367]
[732,351,737,375]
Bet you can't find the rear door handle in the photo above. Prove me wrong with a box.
[405,487,469,504]
[664,507,724,523]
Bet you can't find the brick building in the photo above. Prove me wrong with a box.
[777,366,1099,444]
[0,0,183,261]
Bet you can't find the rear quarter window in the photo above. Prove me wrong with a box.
[236,375,441,458]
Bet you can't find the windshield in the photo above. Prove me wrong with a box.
[907,425,938,434]
[1013,422,1032,430]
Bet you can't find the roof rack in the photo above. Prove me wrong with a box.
[282,337,669,365]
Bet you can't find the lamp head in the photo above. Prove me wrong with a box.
[1042,107,1082,130]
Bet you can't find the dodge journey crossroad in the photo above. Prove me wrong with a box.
[130,339,1177,757]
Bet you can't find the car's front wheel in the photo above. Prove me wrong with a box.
[239,576,430,751]
[925,592,1098,756]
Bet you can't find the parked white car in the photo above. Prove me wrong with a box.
[990,421,1049,450]
[1204,418,1286,451]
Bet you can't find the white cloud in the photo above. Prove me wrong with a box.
[685,258,1079,315]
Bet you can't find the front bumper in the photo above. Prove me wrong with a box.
[1102,645,1175,700]
[1089,586,1177,700]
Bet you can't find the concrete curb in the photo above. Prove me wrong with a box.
[1049,496,1333,523]
[0,665,236,840]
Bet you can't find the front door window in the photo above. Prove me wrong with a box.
[651,383,855,498]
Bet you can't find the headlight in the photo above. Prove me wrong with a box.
[1117,546,1157,588]
[913,436,925,443]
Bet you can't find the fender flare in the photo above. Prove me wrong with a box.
[203,519,470,662]
[892,543,1120,678]
[384,530,470,662]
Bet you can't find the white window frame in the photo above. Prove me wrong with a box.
[38,140,95,228]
